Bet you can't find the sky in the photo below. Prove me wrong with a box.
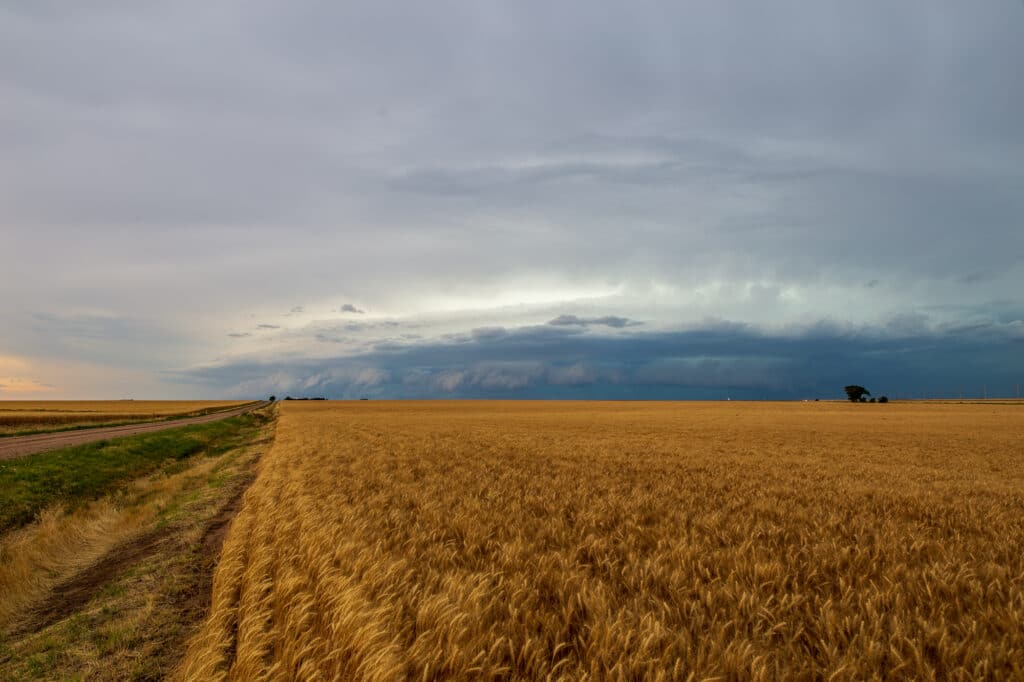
[1,1,1022,400]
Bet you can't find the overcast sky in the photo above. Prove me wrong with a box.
[2,1,1022,400]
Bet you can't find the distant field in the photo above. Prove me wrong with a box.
[0,400,251,436]
[179,400,1024,680]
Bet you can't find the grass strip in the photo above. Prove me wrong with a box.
[0,410,270,535]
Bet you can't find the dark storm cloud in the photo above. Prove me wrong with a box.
[339,304,365,314]
[884,313,931,337]
[171,313,1024,400]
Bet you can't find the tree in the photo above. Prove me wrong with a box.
[878,396,889,403]
[268,395,276,402]
[844,385,870,402]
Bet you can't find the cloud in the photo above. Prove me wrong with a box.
[301,367,391,390]
[14,312,185,369]
[547,363,597,386]
[315,333,350,344]
[470,363,545,390]
[0,376,54,394]
[340,304,365,314]
[214,365,393,398]
[633,357,791,390]
[257,324,281,329]
[423,363,546,393]
[471,326,508,341]
[958,272,989,285]
[170,312,1024,400]
[432,370,467,393]
[227,332,251,338]
[289,306,305,314]
[885,313,930,337]
[548,314,638,328]
[0,356,55,395]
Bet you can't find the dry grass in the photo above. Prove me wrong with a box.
[0,453,223,632]
[0,400,249,435]
[178,401,1024,680]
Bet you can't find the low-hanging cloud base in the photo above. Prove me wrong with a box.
[171,313,1024,401]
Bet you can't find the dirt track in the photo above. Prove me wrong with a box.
[0,401,268,461]
[12,464,261,639]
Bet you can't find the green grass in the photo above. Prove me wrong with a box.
[0,409,270,534]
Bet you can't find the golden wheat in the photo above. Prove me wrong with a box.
[0,400,249,435]
[178,401,1024,680]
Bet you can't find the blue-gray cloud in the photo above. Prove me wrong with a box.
[172,313,1024,400]
[548,315,638,329]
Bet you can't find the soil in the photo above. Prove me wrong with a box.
[10,466,260,639]
[11,527,175,637]
[186,469,258,618]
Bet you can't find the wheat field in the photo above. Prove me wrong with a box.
[0,400,249,435]
[177,401,1024,680]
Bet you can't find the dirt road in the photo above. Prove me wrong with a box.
[0,401,269,461]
